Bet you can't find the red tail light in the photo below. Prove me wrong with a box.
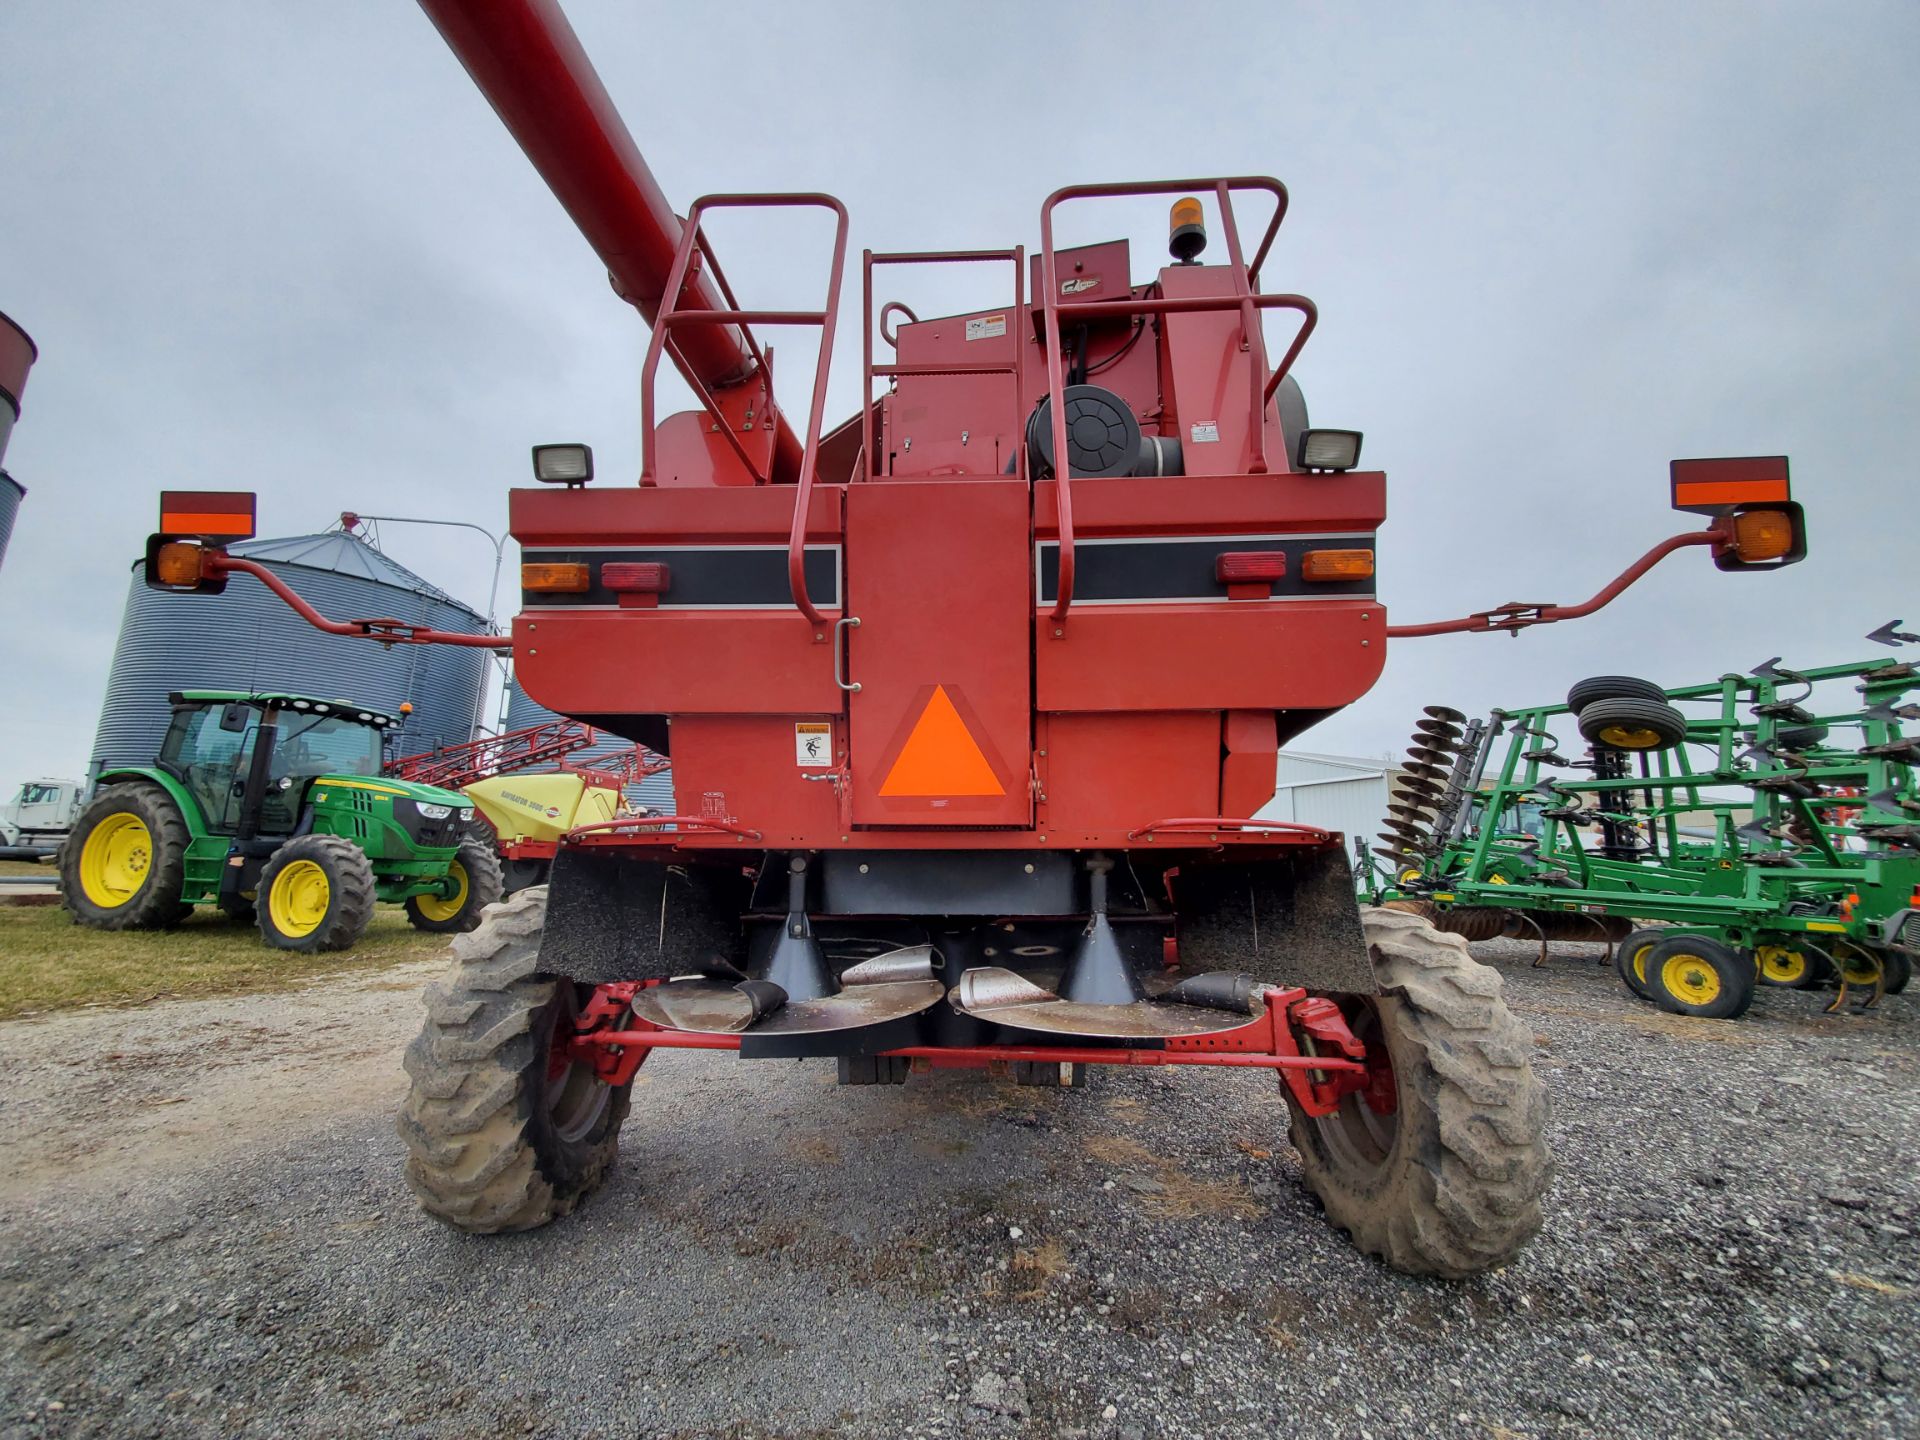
[1216,552,1286,583]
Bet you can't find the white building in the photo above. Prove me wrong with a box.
[1255,751,1401,855]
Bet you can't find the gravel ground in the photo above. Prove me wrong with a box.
[1,938,1915,1439]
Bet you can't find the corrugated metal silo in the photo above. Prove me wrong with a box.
[0,309,36,571]
[91,530,492,778]
[504,679,674,812]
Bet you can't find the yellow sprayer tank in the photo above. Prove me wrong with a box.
[464,772,622,846]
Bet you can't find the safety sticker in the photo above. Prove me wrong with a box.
[795,721,833,767]
[1189,421,1220,443]
[964,314,1006,342]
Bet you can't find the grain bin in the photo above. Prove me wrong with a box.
[504,679,674,813]
[0,309,35,571]
[91,529,491,779]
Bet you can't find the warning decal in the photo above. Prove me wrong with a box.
[878,686,1005,797]
[964,314,1007,342]
[795,722,832,767]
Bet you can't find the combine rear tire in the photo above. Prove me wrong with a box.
[405,838,505,934]
[257,835,376,952]
[1644,934,1753,1019]
[60,783,191,931]
[398,887,632,1232]
[1288,907,1552,1278]
[1577,698,1689,752]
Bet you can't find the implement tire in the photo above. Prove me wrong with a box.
[60,783,192,931]
[1578,697,1688,752]
[1289,906,1552,1278]
[405,838,506,934]
[257,834,375,952]
[398,887,632,1233]
[1567,675,1668,711]
[1644,933,1754,1019]
[1614,926,1667,1002]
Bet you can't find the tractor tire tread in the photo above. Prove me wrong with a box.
[1290,906,1552,1279]
[397,886,629,1234]
[59,783,193,931]
[255,835,376,952]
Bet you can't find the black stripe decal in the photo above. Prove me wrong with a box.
[1036,535,1375,604]
[523,547,841,609]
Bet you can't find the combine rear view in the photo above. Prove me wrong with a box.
[138,0,1810,1276]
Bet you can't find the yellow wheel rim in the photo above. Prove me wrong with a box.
[1629,942,1655,983]
[1838,947,1880,986]
[1757,944,1808,985]
[1397,867,1422,884]
[414,860,469,923]
[268,859,331,938]
[1661,952,1722,1006]
[1599,724,1662,749]
[79,813,154,908]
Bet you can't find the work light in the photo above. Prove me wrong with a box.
[532,443,594,485]
[1296,429,1363,472]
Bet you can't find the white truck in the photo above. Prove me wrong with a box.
[0,778,83,857]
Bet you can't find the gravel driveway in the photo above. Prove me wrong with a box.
[1,939,1914,1439]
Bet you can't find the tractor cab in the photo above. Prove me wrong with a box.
[159,691,388,835]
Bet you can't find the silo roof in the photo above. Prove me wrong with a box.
[231,531,483,621]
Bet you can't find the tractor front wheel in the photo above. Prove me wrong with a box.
[1288,907,1552,1278]
[404,838,505,933]
[257,835,376,952]
[398,886,632,1232]
[60,783,192,930]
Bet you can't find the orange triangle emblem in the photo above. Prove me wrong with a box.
[879,686,1005,797]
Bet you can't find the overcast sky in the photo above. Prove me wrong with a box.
[2,0,1915,787]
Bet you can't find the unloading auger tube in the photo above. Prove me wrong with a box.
[138,0,1814,1279]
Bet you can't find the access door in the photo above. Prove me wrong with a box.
[846,480,1032,827]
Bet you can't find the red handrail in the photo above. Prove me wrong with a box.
[637,193,850,626]
[1037,177,1307,622]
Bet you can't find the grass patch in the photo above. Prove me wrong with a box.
[0,904,450,1019]
[0,858,55,876]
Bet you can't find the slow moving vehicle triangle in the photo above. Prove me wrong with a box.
[878,685,1005,797]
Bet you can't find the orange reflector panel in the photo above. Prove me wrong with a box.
[1301,548,1374,581]
[1728,509,1795,563]
[521,562,590,594]
[878,686,1005,798]
[1670,456,1790,513]
[153,541,205,587]
[159,489,256,539]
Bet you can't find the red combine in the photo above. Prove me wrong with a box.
[144,0,1807,1275]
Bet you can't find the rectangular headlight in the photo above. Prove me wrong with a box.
[1296,429,1363,472]
[532,443,594,484]
[417,803,454,820]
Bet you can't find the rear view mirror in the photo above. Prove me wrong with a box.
[220,704,250,733]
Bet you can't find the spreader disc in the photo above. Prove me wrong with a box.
[629,976,946,1037]
[948,966,1261,1040]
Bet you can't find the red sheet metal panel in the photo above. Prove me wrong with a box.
[847,481,1031,826]
[1036,601,1385,713]
[665,716,844,844]
[1039,712,1220,837]
[514,611,842,716]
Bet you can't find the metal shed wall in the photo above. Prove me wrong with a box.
[1256,751,1397,849]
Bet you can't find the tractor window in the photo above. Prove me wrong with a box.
[160,705,253,827]
[270,715,383,781]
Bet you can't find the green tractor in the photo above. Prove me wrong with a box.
[61,690,502,950]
